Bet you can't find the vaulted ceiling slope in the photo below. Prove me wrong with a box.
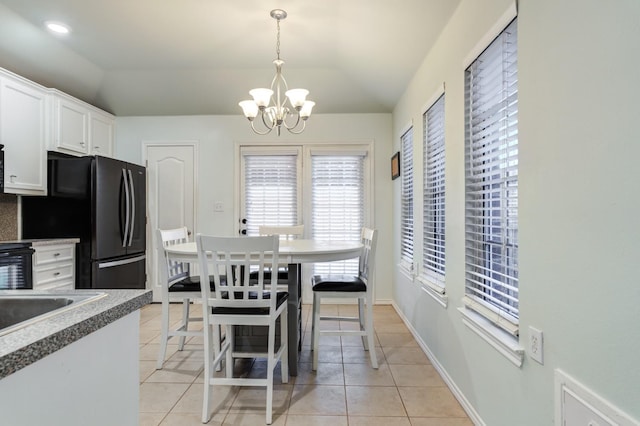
[0,0,460,116]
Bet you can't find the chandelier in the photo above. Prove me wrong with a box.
[239,9,315,136]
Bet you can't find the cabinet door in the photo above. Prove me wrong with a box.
[0,76,47,195]
[89,112,114,157]
[55,97,89,155]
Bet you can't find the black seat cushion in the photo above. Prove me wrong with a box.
[311,275,366,292]
[211,291,289,315]
[249,269,290,282]
[168,275,219,292]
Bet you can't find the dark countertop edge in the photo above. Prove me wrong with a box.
[0,290,152,379]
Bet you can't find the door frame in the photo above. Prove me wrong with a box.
[235,140,375,304]
[142,141,198,299]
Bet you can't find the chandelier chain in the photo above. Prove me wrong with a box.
[276,19,281,60]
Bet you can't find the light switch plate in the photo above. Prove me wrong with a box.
[529,326,544,364]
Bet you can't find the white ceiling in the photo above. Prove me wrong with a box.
[0,0,460,116]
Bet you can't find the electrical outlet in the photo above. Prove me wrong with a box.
[214,202,224,212]
[529,326,544,364]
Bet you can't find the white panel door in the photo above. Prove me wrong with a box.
[145,143,197,301]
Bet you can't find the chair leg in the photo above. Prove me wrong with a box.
[157,299,170,369]
[365,298,378,369]
[358,297,367,350]
[312,293,321,371]
[225,325,234,378]
[202,323,213,424]
[213,324,222,372]
[178,298,189,350]
[266,316,276,425]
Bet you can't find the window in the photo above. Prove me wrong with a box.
[241,149,300,236]
[311,153,365,275]
[400,127,414,271]
[464,18,519,337]
[240,144,372,304]
[422,94,446,291]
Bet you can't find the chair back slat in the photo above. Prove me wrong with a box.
[157,227,191,285]
[258,224,304,240]
[359,227,378,283]
[196,234,280,310]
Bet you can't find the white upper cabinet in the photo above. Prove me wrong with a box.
[0,67,115,196]
[89,109,114,157]
[51,90,114,158]
[0,70,48,195]
[53,92,89,155]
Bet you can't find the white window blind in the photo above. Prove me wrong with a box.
[464,18,519,335]
[400,128,414,269]
[311,154,364,275]
[244,154,298,236]
[422,94,446,287]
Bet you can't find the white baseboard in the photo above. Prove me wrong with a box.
[391,301,485,426]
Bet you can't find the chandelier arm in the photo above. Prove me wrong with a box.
[260,110,276,131]
[270,62,289,120]
[286,120,307,135]
[281,111,302,130]
[249,115,274,135]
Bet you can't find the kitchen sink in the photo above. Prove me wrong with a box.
[0,292,107,337]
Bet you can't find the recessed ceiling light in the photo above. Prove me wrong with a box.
[45,21,71,35]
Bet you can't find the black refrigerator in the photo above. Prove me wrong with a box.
[22,154,146,289]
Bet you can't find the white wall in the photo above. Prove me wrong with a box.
[115,113,395,302]
[391,0,640,425]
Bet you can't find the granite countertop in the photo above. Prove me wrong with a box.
[0,238,80,246]
[0,289,152,379]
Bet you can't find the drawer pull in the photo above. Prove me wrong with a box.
[54,272,61,276]
[54,252,61,257]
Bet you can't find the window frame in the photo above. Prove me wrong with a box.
[399,126,415,276]
[419,92,447,307]
[308,149,368,276]
[239,146,303,236]
[459,12,523,367]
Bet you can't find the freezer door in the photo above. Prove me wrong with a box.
[92,254,146,289]
[126,163,146,254]
[94,156,128,260]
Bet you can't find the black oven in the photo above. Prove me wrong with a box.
[0,243,35,289]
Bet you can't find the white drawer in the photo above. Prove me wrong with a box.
[34,244,75,266]
[34,263,74,286]
[37,279,74,291]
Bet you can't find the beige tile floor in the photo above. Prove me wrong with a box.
[139,302,473,426]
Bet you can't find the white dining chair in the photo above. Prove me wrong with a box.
[156,227,219,370]
[310,227,379,371]
[257,224,304,285]
[196,234,289,425]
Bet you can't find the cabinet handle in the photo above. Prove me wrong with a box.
[53,252,60,257]
[80,142,86,146]
[9,175,16,183]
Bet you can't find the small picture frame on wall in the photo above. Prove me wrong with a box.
[391,151,400,180]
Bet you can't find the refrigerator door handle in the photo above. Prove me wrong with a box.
[127,169,135,247]
[98,254,146,269]
[122,168,131,248]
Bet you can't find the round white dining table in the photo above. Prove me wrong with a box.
[164,239,363,375]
